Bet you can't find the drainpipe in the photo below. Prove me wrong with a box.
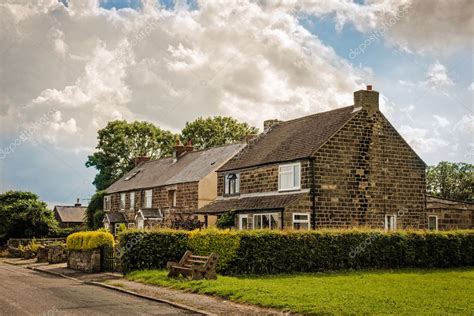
[310,157,316,230]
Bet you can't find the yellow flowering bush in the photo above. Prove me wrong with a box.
[66,231,114,251]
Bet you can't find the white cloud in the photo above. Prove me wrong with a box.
[292,0,473,54]
[432,115,450,128]
[468,82,474,91]
[0,0,368,152]
[399,125,449,154]
[423,61,454,88]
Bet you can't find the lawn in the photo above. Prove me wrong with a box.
[126,268,474,315]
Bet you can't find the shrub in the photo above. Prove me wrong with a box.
[188,228,240,271]
[66,231,114,251]
[119,229,474,275]
[120,229,188,273]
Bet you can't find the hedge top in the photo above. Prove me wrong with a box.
[66,231,114,251]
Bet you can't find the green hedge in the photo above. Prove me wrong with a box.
[66,231,114,251]
[119,229,474,274]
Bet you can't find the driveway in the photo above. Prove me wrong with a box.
[0,263,196,315]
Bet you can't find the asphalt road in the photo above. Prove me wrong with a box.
[0,263,195,315]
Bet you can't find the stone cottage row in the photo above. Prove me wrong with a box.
[103,87,473,235]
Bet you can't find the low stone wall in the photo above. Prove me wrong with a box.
[67,249,101,273]
[48,245,67,264]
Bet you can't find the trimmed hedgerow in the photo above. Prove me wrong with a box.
[119,229,474,275]
[66,231,114,251]
[119,229,188,273]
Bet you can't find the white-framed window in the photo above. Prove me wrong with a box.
[239,214,253,230]
[137,216,144,230]
[293,213,310,230]
[144,190,152,208]
[224,173,240,195]
[168,190,177,207]
[129,192,135,210]
[103,196,111,211]
[278,162,301,191]
[385,214,397,232]
[253,213,280,229]
[120,193,126,210]
[428,215,438,231]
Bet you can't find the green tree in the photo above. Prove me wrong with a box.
[85,191,106,230]
[86,120,176,190]
[427,161,473,201]
[0,191,58,244]
[181,116,258,150]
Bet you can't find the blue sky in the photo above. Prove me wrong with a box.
[0,0,472,207]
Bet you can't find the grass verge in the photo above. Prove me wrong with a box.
[126,268,474,315]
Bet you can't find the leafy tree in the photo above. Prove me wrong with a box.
[85,191,106,230]
[181,116,258,150]
[216,210,235,229]
[86,120,176,190]
[0,191,58,244]
[427,161,473,201]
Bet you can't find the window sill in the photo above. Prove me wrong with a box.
[278,188,301,192]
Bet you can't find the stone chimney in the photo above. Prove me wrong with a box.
[134,156,151,166]
[74,198,81,207]
[263,119,281,132]
[354,85,379,112]
[173,139,194,159]
[241,134,257,144]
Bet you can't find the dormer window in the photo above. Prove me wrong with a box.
[278,162,301,191]
[224,173,240,195]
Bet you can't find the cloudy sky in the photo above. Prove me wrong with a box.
[0,0,472,207]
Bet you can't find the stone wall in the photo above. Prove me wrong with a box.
[67,249,101,273]
[427,196,473,230]
[313,109,426,229]
[106,181,200,223]
[217,160,311,196]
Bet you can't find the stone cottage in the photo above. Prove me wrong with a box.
[53,199,87,228]
[426,195,473,230]
[197,87,428,231]
[103,141,245,234]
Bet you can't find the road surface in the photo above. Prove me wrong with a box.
[0,263,196,315]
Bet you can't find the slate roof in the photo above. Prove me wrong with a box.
[106,142,245,194]
[219,105,358,171]
[54,206,86,223]
[426,195,473,210]
[196,193,306,214]
[104,212,127,223]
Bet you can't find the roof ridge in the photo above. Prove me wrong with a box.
[276,105,354,126]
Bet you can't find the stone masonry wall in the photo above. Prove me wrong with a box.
[427,197,473,230]
[313,109,426,229]
[67,249,101,273]
[106,181,199,222]
[217,160,311,196]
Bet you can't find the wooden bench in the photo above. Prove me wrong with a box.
[167,251,218,280]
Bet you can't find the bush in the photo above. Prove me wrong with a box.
[119,229,474,275]
[66,231,114,251]
[119,229,189,273]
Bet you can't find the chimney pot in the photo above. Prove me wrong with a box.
[173,139,193,159]
[74,198,81,207]
[367,85,372,91]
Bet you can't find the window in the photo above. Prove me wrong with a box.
[239,214,253,230]
[293,213,310,230]
[253,213,280,229]
[120,193,126,210]
[224,173,240,195]
[385,214,397,232]
[129,192,135,210]
[144,190,152,208]
[104,196,111,211]
[168,190,177,207]
[137,216,144,230]
[278,163,301,191]
[428,215,438,231]
[114,223,122,236]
